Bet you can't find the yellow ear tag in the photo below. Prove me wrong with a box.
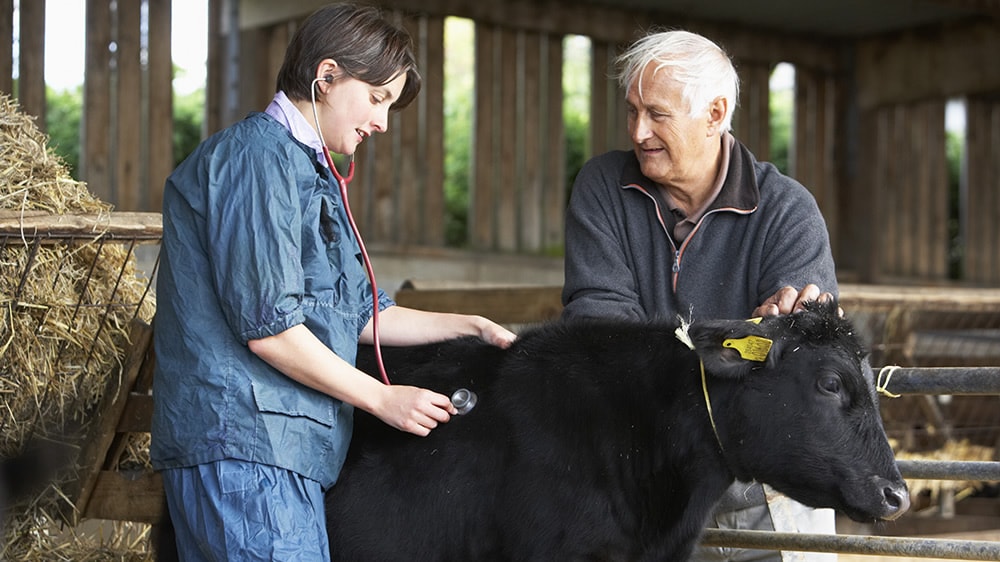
[746,317,763,324]
[722,335,773,362]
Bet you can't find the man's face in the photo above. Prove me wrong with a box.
[625,63,717,189]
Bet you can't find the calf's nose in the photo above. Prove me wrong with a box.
[879,478,910,520]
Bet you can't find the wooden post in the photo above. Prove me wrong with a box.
[116,0,142,211]
[17,0,45,128]
[543,34,565,252]
[147,0,174,212]
[472,21,498,249]
[0,0,13,95]
[83,0,113,201]
[423,14,446,247]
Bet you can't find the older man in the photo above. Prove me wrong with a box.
[562,29,838,562]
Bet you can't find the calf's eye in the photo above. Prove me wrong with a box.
[818,374,842,395]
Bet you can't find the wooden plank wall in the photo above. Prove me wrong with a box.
[17,0,45,129]
[589,39,629,157]
[793,66,839,254]
[80,0,174,212]
[468,22,565,252]
[349,13,448,248]
[965,94,1000,285]
[0,0,10,95]
[0,0,44,126]
[866,100,950,281]
[731,60,771,161]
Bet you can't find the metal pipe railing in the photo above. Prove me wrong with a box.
[877,366,1000,395]
[700,529,1000,560]
[898,460,1000,481]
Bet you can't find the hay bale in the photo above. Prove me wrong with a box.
[0,94,156,559]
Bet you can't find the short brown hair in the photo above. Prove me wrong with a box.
[275,3,421,111]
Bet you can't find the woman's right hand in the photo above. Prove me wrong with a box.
[372,384,457,436]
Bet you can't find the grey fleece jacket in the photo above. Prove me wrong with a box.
[561,139,838,515]
[562,140,837,324]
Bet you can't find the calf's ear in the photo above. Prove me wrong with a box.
[688,319,775,379]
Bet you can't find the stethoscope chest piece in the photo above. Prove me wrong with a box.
[450,388,477,415]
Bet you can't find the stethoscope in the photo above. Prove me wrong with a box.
[309,75,478,415]
[311,75,390,386]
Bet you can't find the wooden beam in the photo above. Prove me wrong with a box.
[17,0,45,127]
[0,210,163,240]
[394,285,564,325]
[857,18,1000,109]
[240,0,840,72]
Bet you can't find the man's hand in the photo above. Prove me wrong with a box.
[752,284,837,317]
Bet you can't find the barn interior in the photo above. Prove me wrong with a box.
[2,0,1000,559]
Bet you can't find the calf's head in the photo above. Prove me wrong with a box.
[688,300,909,523]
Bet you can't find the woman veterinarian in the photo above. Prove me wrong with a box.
[151,4,516,560]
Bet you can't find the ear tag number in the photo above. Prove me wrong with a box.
[722,335,773,362]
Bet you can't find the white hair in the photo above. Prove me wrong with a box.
[616,30,740,133]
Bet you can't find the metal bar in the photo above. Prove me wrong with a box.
[700,529,1000,560]
[875,366,1000,395]
[897,460,1000,481]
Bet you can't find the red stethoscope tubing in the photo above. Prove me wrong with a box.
[323,146,391,386]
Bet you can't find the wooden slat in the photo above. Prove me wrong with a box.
[373,106,397,242]
[205,0,225,134]
[83,0,112,199]
[394,281,1000,325]
[394,285,563,325]
[116,0,142,211]
[589,40,611,159]
[520,32,542,252]
[259,24,286,110]
[83,470,164,524]
[732,60,771,161]
[147,0,173,213]
[398,15,422,245]
[17,0,45,128]
[966,95,1000,284]
[543,34,565,251]
[0,210,163,239]
[0,0,11,95]
[117,393,154,433]
[497,27,519,251]
[422,14,446,247]
[793,66,837,243]
[64,319,152,524]
[471,22,497,249]
[879,101,948,280]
